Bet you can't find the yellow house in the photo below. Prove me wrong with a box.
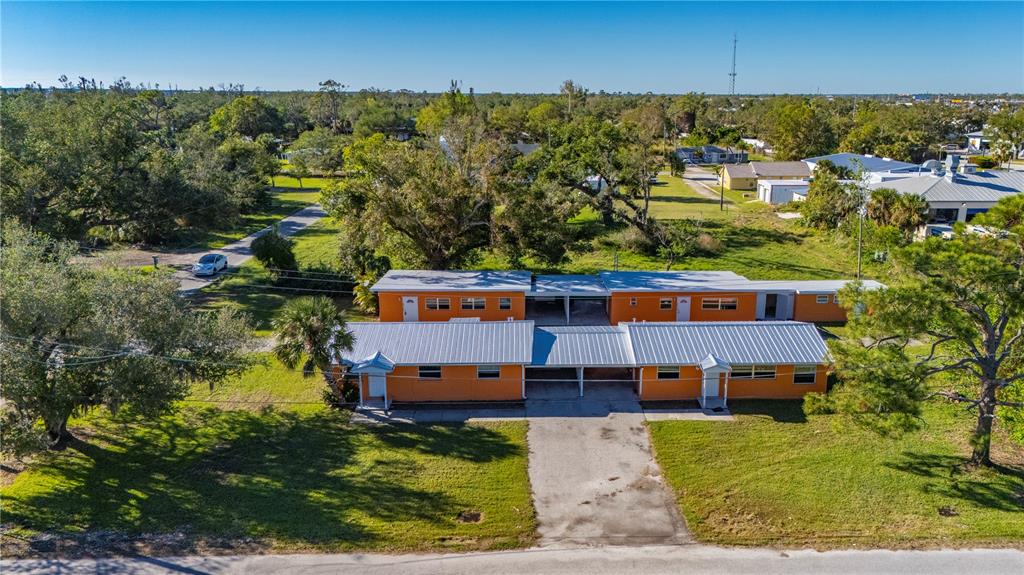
[723,161,812,191]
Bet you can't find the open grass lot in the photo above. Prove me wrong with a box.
[186,185,325,250]
[649,401,1024,548]
[1,364,535,557]
[194,217,375,337]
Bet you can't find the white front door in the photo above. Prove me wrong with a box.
[676,297,691,321]
[368,374,387,397]
[702,371,720,398]
[402,296,418,321]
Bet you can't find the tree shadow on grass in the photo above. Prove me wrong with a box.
[884,451,1024,512]
[651,195,720,206]
[728,400,808,424]
[2,407,522,556]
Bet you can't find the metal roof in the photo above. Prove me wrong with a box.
[803,153,919,173]
[724,163,756,178]
[371,270,533,292]
[598,270,747,292]
[869,171,1024,204]
[750,161,811,178]
[341,321,534,365]
[719,279,885,295]
[531,275,610,296]
[625,321,829,366]
[531,326,635,367]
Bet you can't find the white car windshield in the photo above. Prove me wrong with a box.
[199,255,219,264]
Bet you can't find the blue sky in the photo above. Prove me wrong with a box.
[3,1,1022,94]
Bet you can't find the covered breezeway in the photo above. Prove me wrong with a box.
[527,275,611,326]
[525,366,637,399]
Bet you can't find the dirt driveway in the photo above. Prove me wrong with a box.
[525,382,690,547]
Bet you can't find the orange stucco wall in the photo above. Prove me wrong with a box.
[609,291,757,324]
[792,294,847,323]
[638,364,828,400]
[377,291,526,322]
[361,364,523,402]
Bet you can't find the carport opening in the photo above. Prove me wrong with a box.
[525,366,637,399]
[525,296,609,325]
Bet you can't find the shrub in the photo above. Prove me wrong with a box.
[969,155,997,169]
[251,225,298,278]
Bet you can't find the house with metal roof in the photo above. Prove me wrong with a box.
[868,162,1024,224]
[335,320,831,409]
[723,161,811,191]
[370,269,882,326]
[803,153,919,175]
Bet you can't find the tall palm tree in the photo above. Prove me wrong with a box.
[273,296,353,380]
[891,194,928,234]
[867,188,900,225]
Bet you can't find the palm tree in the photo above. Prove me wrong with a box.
[867,188,900,226]
[891,194,928,234]
[273,296,354,386]
[353,275,378,315]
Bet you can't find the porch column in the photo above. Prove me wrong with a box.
[521,365,526,399]
[358,373,365,407]
[700,370,706,407]
[577,366,584,397]
[564,295,570,324]
[724,372,730,409]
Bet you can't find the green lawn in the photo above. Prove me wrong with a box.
[649,401,1024,548]
[1,365,535,556]
[193,217,374,337]
[187,187,324,250]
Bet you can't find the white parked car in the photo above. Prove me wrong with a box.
[192,253,228,276]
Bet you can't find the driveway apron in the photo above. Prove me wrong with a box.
[525,381,691,547]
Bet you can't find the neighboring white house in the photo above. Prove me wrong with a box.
[869,156,1024,223]
[966,130,990,153]
[757,179,810,205]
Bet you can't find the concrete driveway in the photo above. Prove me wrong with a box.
[525,382,690,546]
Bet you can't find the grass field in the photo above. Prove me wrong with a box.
[648,401,1024,548]
[193,217,374,338]
[1,365,535,557]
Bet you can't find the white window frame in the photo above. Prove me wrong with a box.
[461,297,486,310]
[629,297,638,307]
[659,298,673,310]
[656,366,680,380]
[425,297,450,310]
[701,297,738,311]
[816,295,830,304]
[793,365,817,384]
[477,365,501,379]
[833,295,840,304]
[418,366,442,379]
[498,297,512,310]
[731,364,776,380]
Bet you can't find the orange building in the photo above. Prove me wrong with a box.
[338,320,832,409]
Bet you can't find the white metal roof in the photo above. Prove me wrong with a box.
[598,270,747,292]
[718,279,885,295]
[869,171,1024,204]
[625,321,829,366]
[803,153,919,173]
[531,275,611,296]
[341,321,535,365]
[531,326,635,367]
[371,270,533,292]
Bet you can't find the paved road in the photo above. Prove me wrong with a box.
[5,546,1021,574]
[175,204,327,292]
[524,381,689,546]
[677,165,724,200]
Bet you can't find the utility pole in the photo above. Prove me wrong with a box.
[729,33,738,96]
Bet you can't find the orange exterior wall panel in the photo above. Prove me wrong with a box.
[361,364,523,402]
[637,364,828,400]
[792,294,847,323]
[609,292,757,324]
[377,291,526,322]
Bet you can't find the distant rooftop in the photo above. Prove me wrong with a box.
[371,270,533,292]
[803,152,919,174]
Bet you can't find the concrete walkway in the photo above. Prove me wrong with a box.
[525,382,690,547]
[6,546,1021,574]
[175,204,327,292]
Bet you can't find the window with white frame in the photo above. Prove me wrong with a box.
[793,365,817,384]
[833,294,840,304]
[816,295,830,304]
[701,297,738,311]
[477,365,501,379]
[657,366,680,379]
[418,366,442,379]
[425,297,450,310]
[498,297,512,310]
[629,297,638,307]
[659,298,673,310]
[461,297,486,310]
[731,364,776,379]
